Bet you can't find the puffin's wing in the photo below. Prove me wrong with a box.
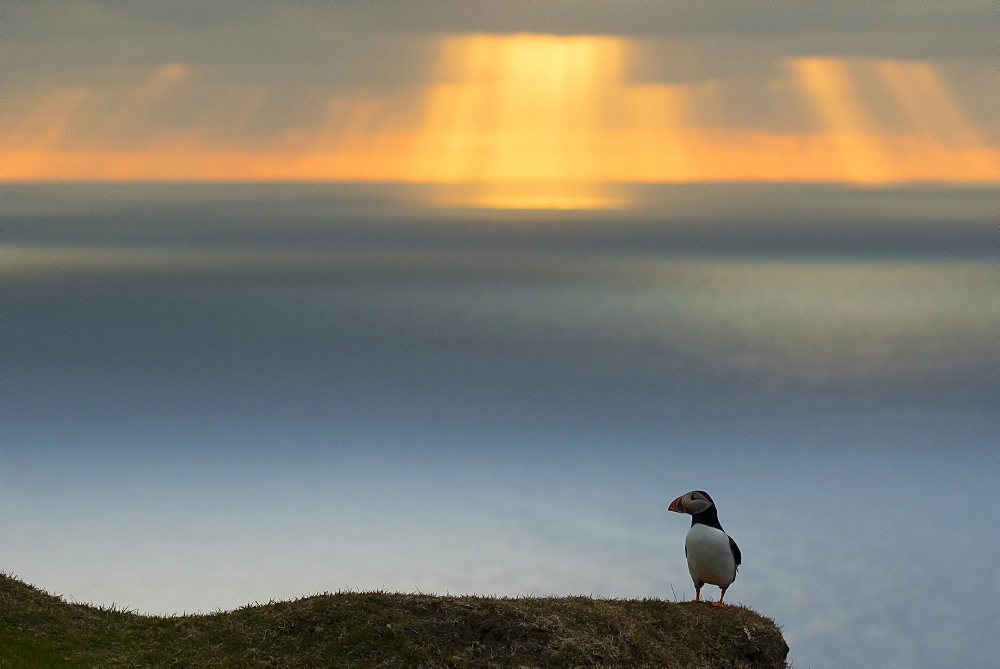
[729,536,742,568]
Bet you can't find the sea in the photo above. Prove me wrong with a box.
[3,183,997,667]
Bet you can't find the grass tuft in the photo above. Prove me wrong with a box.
[1,572,788,667]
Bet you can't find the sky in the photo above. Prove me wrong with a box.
[3,3,999,668]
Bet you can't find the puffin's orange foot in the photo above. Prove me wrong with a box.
[711,601,726,607]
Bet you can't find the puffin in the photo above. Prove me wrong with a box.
[668,490,741,607]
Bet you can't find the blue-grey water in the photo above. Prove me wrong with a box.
[3,184,997,667]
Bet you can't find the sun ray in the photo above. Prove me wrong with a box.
[415,34,629,206]
[876,60,981,147]
[90,62,191,148]
[787,57,896,184]
[2,37,997,191]
[8,86,91,149]
[625,84,694,182]
[872,60,995,181]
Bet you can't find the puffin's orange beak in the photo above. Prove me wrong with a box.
[668,495,685,513]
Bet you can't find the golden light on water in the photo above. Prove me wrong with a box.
[425,182,628,210]
[2,34,996,208]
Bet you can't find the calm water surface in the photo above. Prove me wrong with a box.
[3,185,996,667]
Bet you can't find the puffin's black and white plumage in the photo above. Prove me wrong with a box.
[668,490,741,607]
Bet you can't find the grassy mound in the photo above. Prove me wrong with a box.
[1,573,788,667]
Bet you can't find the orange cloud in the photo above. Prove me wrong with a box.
[2,37,997,208]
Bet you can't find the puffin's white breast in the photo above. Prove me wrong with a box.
[685,523,737,588]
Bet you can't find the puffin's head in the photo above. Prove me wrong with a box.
[668,490,715,515]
